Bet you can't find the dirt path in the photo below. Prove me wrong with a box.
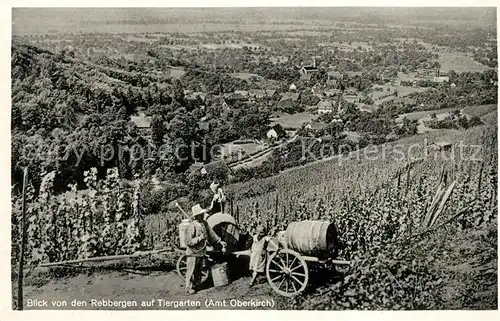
[22,270,288,310]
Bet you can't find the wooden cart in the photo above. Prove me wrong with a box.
[176,247,350,297]
[176,216,351,297]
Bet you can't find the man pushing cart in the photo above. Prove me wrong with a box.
[183,204,227,294]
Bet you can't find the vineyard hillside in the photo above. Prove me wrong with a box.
[15,122,496,310]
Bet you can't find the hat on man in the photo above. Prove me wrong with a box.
[191,204,207,217]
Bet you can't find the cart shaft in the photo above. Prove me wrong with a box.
[301,255,351,265]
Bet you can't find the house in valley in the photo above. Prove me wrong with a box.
[347,71,363,78]
[327,77,339,87]
[304,122,328,131]
[393,97,417,106]
[130,112,152,136]
[311,83,325,97]
[300,66,319,77]
[317,100,336,114]
[270,55,289,64]
[190,160,231,177]
[249,89,267,99]
[327,71,342,80]
[267,122,287,140]
[234,90,249,97]
[300,57,320,80]
[280,92,301,102]
[187,91,207,103]
[432,76,450,83]
[323,89,342,97]
[344,88,360,103]
[249,89,279,100]
[198,116,210,131]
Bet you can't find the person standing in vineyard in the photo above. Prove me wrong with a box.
[205,181,226,216]
[249,225,271,287]
[184,204,227,294]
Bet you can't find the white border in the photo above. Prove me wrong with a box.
[3,1,500,7]
[1,1,499,321]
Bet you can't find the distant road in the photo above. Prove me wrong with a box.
[229,136,298,170]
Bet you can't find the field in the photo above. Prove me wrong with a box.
[396,105,497,125]
[229,72,263,81]
[219,141,265,160]
[462,104,497,118]
[369,86,395,100]
[371,84,426,100]
[396,108,464,134]
[159,44,197,51]
[124,35,157,43]
[373,96,396,106]
[358,104,378,113]
[270,112,318,130]
[13,8,367,36]
[393,85,426,96]
[395,108,459,122]
[8,9,334,35]
[14,22,350,35]
[437,52,492,73]
[396,72,419,83]
[202,44,265,50]
[230,149,274,171]
[481,111,498,125]
[13,7,496,36]
[319,41,373,51]
[166,67,186,79]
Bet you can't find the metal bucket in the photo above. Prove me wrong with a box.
[211,262,230,287]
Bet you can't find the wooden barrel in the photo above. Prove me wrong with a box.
[211,262,230,287]
[285,220,337,257]
[207,213,240,252]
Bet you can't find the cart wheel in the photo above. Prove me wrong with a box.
[176,254,209,283]
[266,249,309,297]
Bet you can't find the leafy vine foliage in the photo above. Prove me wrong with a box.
[12,168,145,265]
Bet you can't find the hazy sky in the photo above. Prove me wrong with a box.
[12,7,496,35]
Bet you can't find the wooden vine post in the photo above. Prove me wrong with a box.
[275,194,279,215]
[477,161,484,196]
[405,166,411,198]
[17,167,28,310]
